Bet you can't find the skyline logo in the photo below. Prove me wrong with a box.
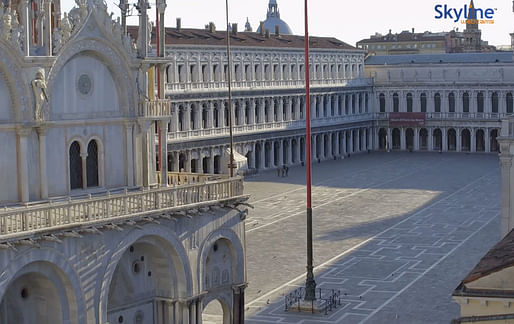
[434,4,496,24]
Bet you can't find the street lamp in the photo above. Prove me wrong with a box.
[225,0,235,177]
[303,0,317,302]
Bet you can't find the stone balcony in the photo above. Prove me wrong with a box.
[167,113,375,141]
[165,78,373,93]
[138,99,172,118]
[0,176,245,242]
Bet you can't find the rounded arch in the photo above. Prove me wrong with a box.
[0,42,32,121]
[0,248,86,324]
[202,294,232,324]
[47,38,136,117]
[197,228,245,292]
[98,225,193,323]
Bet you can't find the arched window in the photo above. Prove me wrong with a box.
[379,93,385,112]
[507,93,513,114]
[393,93,399,112]
[448,92,455,113]
[420,93,427,112]
[492,92,499,114]
[86,140,99,188]
[463,92,469,113]
[69,141,83,190]
[434,93,441,113]
[406,93,413,112]
[477,92,484,113]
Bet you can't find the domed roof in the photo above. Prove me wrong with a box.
[256,0,293,35]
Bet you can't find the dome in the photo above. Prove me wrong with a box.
[256,0,293,35]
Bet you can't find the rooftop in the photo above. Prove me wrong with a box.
[461,228,514,284]
[365,52,513,65]
[127,26,357,50]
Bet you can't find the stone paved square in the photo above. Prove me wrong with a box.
[243,152,500,324]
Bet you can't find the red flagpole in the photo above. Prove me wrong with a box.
[304,0,316,301]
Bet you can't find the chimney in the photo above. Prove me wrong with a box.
[389,29,392,34]
[176,18,181,32]
[209,22,216,33]
[412,28,415,34]
[232,23,238,35]
[265,29,270,39]
[275,25,280,37]
[260,21,265,36]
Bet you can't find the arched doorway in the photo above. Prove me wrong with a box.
[106,238,186,324]
[419,128,428,150]
[255,144,261,169]
[433,129,442,151]
[265,142,271,168]
[203,157,209,174]
[448,129,456,151]
[202,238,238,324]
[202,299,228,324]
[406,128,414,151]
[179,153,186,172]
[0,262,79,324]
[292,139,298,163]
[461,129,471,152]
[491,129,499,152]
[378,128,387,150]
[392,128,401,150]
[300,137,305,163]
[476,130,485,152]
[274,141,280,166]
[214,156,221,174]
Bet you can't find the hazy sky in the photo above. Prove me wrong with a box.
[62,0,513,47]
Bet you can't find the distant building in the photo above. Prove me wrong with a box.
[357,0,494,55]
[357,29,493,56]
[256,0,293,35]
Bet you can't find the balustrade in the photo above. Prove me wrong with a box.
[0,177,244,240]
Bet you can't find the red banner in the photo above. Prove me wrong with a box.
[389,112,426,126]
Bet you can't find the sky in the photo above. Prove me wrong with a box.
[62,0,514,47]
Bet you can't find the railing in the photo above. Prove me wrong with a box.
[284,287,342,315]
[0,177,244,240]
[374,112,506,121]
[167,113,375,141]
[138,99,172,117]
[155,172,228,186]
[164,78,373,92]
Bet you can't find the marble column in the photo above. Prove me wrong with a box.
[36,126,48,199]
[17,128,30,202]
[456,129,462,152]
[471,129,476,152]
[160,119,169,187]
[428,128,433,151]
[400,128,406,151]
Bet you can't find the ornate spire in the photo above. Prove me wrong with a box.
[245,17,252,32]
[267,0,279,19]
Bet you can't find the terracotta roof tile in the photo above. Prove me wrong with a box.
[127,26,358,51]
[462,229,514,284]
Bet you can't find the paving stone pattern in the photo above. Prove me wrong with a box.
[243,152,500,324]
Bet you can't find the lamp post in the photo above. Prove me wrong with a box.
[225,0,235,177]
[303,0,316,302]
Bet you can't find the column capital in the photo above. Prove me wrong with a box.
[16,126,31,137]
[35,125,48,136]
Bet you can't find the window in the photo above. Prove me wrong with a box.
[477,92,484,113]
[448,92,455,113]
[86,140,99,187]
[69,141,83,190]
[379,93,385,112]
[420,93,427,112]
[507,93,513,114]
[492,92,499,114]
[434,93,441,112]
[393,93,399,112]
[406,93,413,112]
[463,92,469,113]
